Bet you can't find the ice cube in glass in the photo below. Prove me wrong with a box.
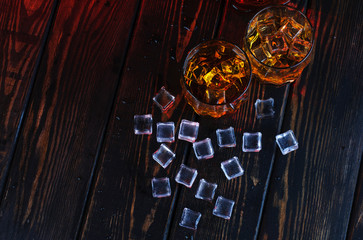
[242,132,262,152]
[220,156,244,180]
[175,164,198,188]
[152,144,175,168]
[178,119,199,142]
[179,208,202,230]
[255,98,275,119]
[151,177,171,198]
[213,196,235,220]
[216,127,236,148]
[134,114,152,135]
[193,138,214,160]
[195,179,217,201]
[156,122,175,142]
[153,86,175,112]
[275,130,298,155]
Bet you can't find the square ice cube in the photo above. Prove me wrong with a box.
[156,122,175,142]
[275,130,298,155]
[152,144,175,168]
[134,114,152,135]
[216,127,236,148]
[242,132,262,152]
[195,179,217,201]
[213,196,235,220]
[151,177,171,198]
[175,164,198,188]
[255,98,275,119]
[179,208,202,230]
[193,138,214,160]
[153,86,175,112]
[178,119,199,142]
[220,156,244,180]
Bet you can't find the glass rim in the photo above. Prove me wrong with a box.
[245,5,315,70]
[182,39,252,107]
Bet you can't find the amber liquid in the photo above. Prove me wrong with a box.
[246,7,313,84]
[184,41,249,105]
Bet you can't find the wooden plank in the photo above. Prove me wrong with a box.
[347,160,363,240]
[167,0,308,239]
[0,0,140,239]
[79,0,223,239]
[0,0,56,195]
[258,0,363,239]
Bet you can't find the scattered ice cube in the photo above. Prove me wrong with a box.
[178,119,199,143]
[216,127,236,148]
[151,177,171,198]
[153,86,175,112]
[179,208,202,230]
[134,114,152,135]
[242,132,262,152]
[213,196,235,220]
[156,122,175,142]
[193,138,214,160]
[275,130,298,155]
[255,98,275,119]
[220,156,244,180]
[175,164,198,188]
[152,144,175,168]
[195,179,217,201]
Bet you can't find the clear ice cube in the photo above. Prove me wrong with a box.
[195,179,217,201]
[193,138,214,160]
[213,196,235,220]
[267,32,288,54]
[220,156,244,180]
[175,164,198,188]
[275,130,298,155]
[178,119,199,143]
[216,127,236,148]
[255,98,275,119]
[279,18,304,41]
[242,132,262,152]
[156,122,175,142]
[179,208,202,230]
[134,114,152,135]
[152,144,175,168]
[153,86,175,112]
[151,177,171,198]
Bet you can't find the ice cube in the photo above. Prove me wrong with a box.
[178,119,199,143]
[152,144,175,168]
[195,179,217,201]
[156,122,175,142]
[257,19,276,38]
[216,127,236,148]
[153,86,175,112]
[193,138,214,160]
[179,208,202,230]
[275,130,298,155]
[287,38,312,62]
[213,196,235,220]
[175,164,198,188]
[242,132,262,152]
[220,156,244,180]
[151,177,171,198]
[279,18,304,41]
[267,32,288,54]
[134,114,152,135]
[255,98,275,119]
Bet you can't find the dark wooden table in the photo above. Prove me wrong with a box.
[0,0,362,239]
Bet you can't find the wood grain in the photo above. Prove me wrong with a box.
[258,0,363,239]
[0,0,55,196]
[0,0,139,239]
[167,0,308,239]
[79,0,223,239]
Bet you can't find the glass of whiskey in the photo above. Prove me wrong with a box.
[245,5,314,85]
[182,40,252,118]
